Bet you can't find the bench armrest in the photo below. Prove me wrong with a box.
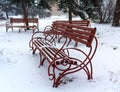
[29,31,58,49]
[63,47,90,62]
[43,25,53,32]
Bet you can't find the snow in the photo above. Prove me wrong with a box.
[0,15,120,92]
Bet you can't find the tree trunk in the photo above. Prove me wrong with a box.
[68,0,72,22]
[6,12,9,19]
[68,6,72,22]
[21,0,29,29]
[112,0,120,26]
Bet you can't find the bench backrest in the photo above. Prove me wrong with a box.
[53,22,96,47]
[54,20,90,27]
[27,18,38,23]
[10,18,38,23]
[10,18,25,23]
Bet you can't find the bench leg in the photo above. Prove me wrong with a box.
[6,28,8,32]
[81,59,93,80]
[32,28,35,33]
[75,41,78,47]
[39,52,45,67]
[32,27,39,33]
[11,27,13,31]
[40,58,45,66]
[66,38,71,47]
[32,48,37,54]
[6,26,11,32]
[88,61,93,79]
[19,28,24,33]
[6,26,8,32]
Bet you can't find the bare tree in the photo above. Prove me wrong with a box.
[112,0,120,26]
[99,0,115,23]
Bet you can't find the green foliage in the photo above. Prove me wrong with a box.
[7,0,113,22]
[37,0,51,10]
[8,0,52,18]
[58,0,78,12]
[54,0,99,20]
[10,0,52,10]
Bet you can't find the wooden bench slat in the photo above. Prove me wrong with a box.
[40,47,65,62]
[41,48,53,62]
[37,38,52,46]
[55,20,90,27]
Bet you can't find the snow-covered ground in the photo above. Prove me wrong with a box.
[0,15,120,92]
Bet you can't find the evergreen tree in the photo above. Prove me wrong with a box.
[10,0,52,18]
[0,0,15,19]
[10,0,30,19]
[37,0,51,10]
[58,0,78,21]
[54,0,99,21]
[77,0,98,20]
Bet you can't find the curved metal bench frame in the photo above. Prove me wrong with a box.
[29,22,98,87]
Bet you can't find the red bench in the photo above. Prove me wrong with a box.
[29,22,98,87]
[6,18,39,33]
